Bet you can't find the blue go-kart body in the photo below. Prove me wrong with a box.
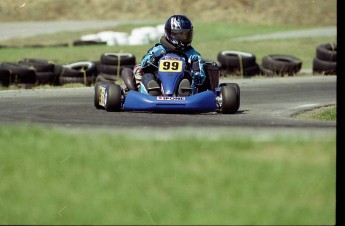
[123,89,217,113]
[94,51,240,114]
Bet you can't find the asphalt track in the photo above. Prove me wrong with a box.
[0,76,336,129]
[0,22,337,132]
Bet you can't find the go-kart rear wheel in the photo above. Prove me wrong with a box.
[105,83,122,112]
[220,85,238,114]
[220,83,240,111]
[94,81,109,109]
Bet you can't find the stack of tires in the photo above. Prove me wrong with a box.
[18,58,59,86]
[0,67,11,87]
[260,54,303,76]
[0,62,36,88]
[59,61,97,86]
[96,53,136,83]
[312,42,337,75]
[217,50,303,77]
[217,50,260,77]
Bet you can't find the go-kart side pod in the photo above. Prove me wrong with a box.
[123,90,217,113]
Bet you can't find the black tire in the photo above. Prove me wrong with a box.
[217,50,257,69]
[220,83,240,111]
[242,63,260,76]
[73,40,106,46]
[258,64,276,76]
[54,64,64,76]
[121,68,137,91]
[312,57,337,75]
[60,67,82,77]
[93,60,101,75]
[262,54,302,76]
[59,61,97,85]
[316,43,336,62]
[47,43,69,47]
[18,60,55,73]
[0,68,11,87]
[105,83,122,112]
[222,63,260,77]
[95,73,117,83]
[60,62,97,78]
[100,53,136,65]
[36,72,56,85]
[95,75,108,83]
[220,85,238,114]
[0,62,36,85]
[94,81,109,109]
[53,64,64,86]
[98,64,135,75]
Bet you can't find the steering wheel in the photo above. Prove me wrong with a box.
[165,49,189,64]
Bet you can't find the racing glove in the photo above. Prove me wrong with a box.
[133,64,143,82]
[150,49,166,65]
[193,72,204,86]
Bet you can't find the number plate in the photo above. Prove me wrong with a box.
[159,59,182,72]
[99,86,106,107]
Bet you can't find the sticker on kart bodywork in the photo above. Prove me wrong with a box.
[157,96,186,101]
[99,86,107,107]
[159,59,183,72]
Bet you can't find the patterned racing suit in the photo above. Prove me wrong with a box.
[134,43,206,92]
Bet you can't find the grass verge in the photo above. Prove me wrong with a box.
[0,124,336,225]
[294,105,336,121]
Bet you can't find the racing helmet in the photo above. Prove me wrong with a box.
[164,15,193,50]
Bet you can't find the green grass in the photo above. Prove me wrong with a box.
[0,125,336,225]
[314,107,336,121]
[295,106,337,121]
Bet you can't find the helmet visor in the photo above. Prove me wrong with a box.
[171,29,193,44]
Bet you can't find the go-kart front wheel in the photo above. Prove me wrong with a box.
[105,83,122,112]
[220,85,239,114]
[94,81,109,109]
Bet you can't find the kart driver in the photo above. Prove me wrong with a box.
[133,14,206,96]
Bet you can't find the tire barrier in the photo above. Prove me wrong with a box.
[95,53,136,83]
[261,54,303,76]
[0,45,334,89]
[216,50,305,77]
[0,68,11,87]
[18,58,58,86]
[0,52,137,88]
[59,61,97,86]
[72,40,107,46]
[312,42,337,75]
[217,50,259,77]
[0,62,36,88]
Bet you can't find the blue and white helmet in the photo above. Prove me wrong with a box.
[164,15,193,50]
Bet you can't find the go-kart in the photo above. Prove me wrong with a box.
[94,50,240,114]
